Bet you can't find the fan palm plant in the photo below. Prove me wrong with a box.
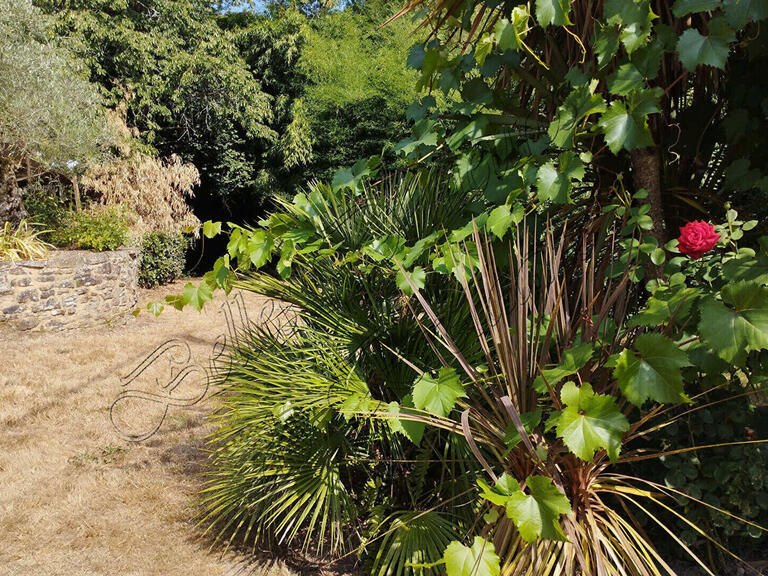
[201,173,484,569]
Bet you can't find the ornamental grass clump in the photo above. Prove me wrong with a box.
[0,219,52,261]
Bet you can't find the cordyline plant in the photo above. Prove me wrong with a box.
[370,208,768,576]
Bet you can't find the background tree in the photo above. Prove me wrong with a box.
[0,0,109,225]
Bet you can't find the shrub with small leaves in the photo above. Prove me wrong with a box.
[138,231,187,288]
[51,205,128,251]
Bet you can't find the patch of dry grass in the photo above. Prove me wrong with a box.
[0,280,331,576]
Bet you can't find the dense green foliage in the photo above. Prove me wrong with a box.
[35,0,276,212]
[187,1,768,574]
[51,206,129,251]
[138,232,188,288]
[34,0,417,220]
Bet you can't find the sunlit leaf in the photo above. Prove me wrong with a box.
[554,382,629,462]
[676,17,735,71]
[505,475,571,542]
[412,367,467,417]
[444,537,500,576]
[535,0,572,27]
[614,333,691,406]
[699,281,768,366]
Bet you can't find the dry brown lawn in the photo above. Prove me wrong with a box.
[0,281,327,576]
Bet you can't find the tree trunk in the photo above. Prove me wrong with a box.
[72,174,82,212]
[0,161,26,226]
[631,147,665,279]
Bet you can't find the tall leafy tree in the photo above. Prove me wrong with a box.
[35,0,277,217]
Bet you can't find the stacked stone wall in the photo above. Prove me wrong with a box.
[0,249,139,331]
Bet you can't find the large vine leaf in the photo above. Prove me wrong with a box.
[494,6,530,52]
[444,537,500,576]
[723,0,768,29]
[676,17,735,71]
[181,281,213,312]
[478,473,521,507]
[396,266,426,296]
[535,0,572,27]
[607,64,645,96]
[548,84,607,147]
[614,333,691,406]
[699,281,768,366]
[722,254,768,284]
[554,382,629,462]
[248,229,274,268]
[533,343,593,392]
[604,0,656,53]
[386,396,425,445]
[598,88,661,153]
[412,367,467,417]
[505,476,572,542]
[627,286,700,327]
[536,152,585,203]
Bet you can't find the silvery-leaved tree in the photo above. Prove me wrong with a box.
[0,0,109,225]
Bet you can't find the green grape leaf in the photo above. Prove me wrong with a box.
[554,382,629,462]
[723,0,768,28]
[548,85,607,147]
[699,281,768,366]
[604,0,656,53]
[598,88,662,153]
[486,204,524,239]
[536,152,584,204]
[628,286,700,327]
[396,266,427,296]
[248,230,274,268]
[475,34,494,66]
[204,256,235,293]
[182,281,213,312]
[202,220,222,239]
[412,367,467,417]
[478,473,521,507]
[594,24,620,68]
[535,0,572,27]
[146,301,164,317]
[722,254,768,284]
[387,397,425,445]
[534,343,594,392]
[444,537,500,576]
[614,333,691,406]
[505,475,571,542]
[504,409,543,449]
[165,293,185,311]
[607,64,645,96]
[672,0,722,17]
[495,6,530,52]
[277,240,295,279]
[676,18,735,71]
[630,39,664,79]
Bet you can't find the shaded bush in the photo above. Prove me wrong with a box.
[138,231,187,288]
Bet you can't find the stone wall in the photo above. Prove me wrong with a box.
[0,249,139,331]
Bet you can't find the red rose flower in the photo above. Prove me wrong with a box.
[677,221,720,259]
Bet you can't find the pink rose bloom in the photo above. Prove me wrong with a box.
[677,221,720,259]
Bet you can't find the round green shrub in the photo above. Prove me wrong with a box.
[138,231,187,288]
